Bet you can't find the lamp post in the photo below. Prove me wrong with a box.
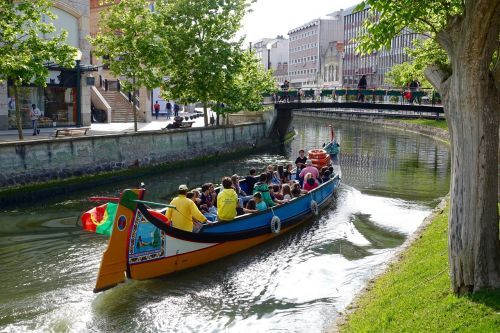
[75,49,82,127]
[266,43,272,70]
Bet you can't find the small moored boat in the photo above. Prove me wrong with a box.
[90,165,341,293]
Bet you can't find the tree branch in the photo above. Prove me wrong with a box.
[424,64,448,91]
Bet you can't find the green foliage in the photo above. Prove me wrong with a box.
[0,0,77,86]
[340,201,500,332]
[397,118,449,130]
[213,51,277,114]
[89,0,164,131]
[384,62,431,89]
[155,0,252,124]
[354,1,464,85]
[0,0,77,140]
[89,0,162,93]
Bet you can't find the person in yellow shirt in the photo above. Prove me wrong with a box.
[217,177,240,222]
[166,185,208,232]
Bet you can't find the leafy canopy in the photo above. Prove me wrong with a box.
[0,0,77,86]
[213,51,277,115]
[89,0,163,93]
[384,62,431,89]
[155,0,248,105]
[354,0,463,75]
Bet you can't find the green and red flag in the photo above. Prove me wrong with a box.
[81,203,118,236]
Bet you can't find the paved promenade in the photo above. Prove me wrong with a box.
[0,112,208,143]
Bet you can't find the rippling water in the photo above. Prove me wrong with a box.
[0,117,450,332]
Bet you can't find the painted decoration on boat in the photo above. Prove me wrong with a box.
[128,211,165,264]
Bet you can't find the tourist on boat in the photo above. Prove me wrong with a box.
[303,173,319,192]
[243,168,258,194]
[299,160,319,179]
[191,189,216,222]
[282,184,292,200]
[243,199,259,214]
[271,185,284,200]
[200,183,217,214]
[253,173,276,207]
[295,149,307,184]
[231,174,247,197]
[253,192,267,211]
[217,177,240,222]
[321,170,331,183]
[271,169,281,185]
[291,183,302,198]
[166,185,208,232]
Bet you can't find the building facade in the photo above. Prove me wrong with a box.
[343,7,422,88]
[287,9,347,89]
[0,0,91,130]
[319,42,344,88]
[252,36,289,86]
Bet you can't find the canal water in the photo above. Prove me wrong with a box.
[0,117,450,332]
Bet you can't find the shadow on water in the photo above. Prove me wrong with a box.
[311,239,372,260]
[351,213,406,249]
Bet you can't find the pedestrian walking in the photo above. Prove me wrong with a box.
[357,75,367,102]
[173,103,180,117]
[154,100,160,120]
[166,101,172,119]
[30,104,41,136]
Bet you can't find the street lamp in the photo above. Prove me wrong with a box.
[75,49,82,127]
[266,43,272,70]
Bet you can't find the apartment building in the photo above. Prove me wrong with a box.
[343,7,422,88]
[287,9,348,89]
[252,36,289,86]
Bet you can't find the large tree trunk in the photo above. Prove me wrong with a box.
[426,0,500,293]
[13,83,24,140]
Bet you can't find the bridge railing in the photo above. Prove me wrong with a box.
[266,88,441,106]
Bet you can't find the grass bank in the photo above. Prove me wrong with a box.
[396,118,448,130]
[338,201,500,332]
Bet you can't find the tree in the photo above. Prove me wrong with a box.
[355,0,499,293]
[156,0,248,126]
[0,0,76,140]
[213,51,276,119]
[90,0,163,132]
[384,62,431,89]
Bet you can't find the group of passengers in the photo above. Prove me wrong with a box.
[165,151,334,232]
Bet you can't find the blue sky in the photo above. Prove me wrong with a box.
[238,0,360,44]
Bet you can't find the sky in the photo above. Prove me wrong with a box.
[238,0,361,44]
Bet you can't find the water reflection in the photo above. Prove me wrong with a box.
[0,117,450,332]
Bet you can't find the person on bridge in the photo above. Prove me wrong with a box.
[154,101,160,120]
[357,75,367,102]
[166,184,208,232]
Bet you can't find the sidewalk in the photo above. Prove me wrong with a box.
[0,112,208,143]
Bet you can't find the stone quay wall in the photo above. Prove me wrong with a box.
[293,110,450,142]
[0,123,266,188]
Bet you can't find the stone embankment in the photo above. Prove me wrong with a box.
[0,123,266,189]
[293,110,450,142]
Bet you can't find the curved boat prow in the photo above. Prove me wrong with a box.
[94,189,144,293]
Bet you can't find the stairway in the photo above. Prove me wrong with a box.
[97,88,144,123]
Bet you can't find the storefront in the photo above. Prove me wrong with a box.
[7,69,78,129]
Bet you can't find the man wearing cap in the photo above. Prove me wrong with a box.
[299,160,320,179]
[166,184,208,232]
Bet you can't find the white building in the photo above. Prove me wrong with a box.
[0,0,91,130]
[287,9,349,89]
[252,36,289,86]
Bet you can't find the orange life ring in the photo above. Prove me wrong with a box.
[308,149,327,159]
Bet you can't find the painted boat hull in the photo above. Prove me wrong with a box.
[94,171,340,292]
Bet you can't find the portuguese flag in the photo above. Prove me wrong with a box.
[81,203,118,236]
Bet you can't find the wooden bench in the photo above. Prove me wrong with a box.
[53,127,91,138]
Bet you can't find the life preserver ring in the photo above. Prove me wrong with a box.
[308,149,327,160]
[270,216,281,234]
[310,200,319,216]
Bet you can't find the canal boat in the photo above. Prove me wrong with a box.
[91,167,341,293]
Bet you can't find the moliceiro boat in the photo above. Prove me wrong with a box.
[92,166,341,293]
